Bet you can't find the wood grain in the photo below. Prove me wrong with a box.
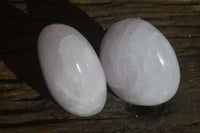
[0,0,200,132]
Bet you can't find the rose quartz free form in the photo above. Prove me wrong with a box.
[38,24,107,117]
[100,18,180,106]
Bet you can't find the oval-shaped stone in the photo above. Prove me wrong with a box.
[38,24,107,116]
[100,18,180,106]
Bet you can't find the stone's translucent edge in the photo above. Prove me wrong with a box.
[38,24,107,117]
[100,18,180,106]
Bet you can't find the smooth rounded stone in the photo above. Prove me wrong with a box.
[38,24,107,117]
[100,18,180,106]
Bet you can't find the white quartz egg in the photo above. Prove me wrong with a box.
[100,18,180,106]
[38,24,107,116]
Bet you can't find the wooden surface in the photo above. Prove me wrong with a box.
[0,0,200,132]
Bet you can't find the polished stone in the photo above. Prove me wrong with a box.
[38,24,107,116]
[100,18,180,106]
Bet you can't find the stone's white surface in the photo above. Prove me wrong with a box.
[38,24,107,117]
[100,18,180,106]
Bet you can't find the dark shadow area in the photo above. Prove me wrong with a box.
[126,101,172,117]
[0,0,104,99]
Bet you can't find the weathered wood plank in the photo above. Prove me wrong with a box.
[0,0,200,132]
[76,2,200,29]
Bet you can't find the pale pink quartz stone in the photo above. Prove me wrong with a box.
[38,24,107,116]
[100,18,180,106]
